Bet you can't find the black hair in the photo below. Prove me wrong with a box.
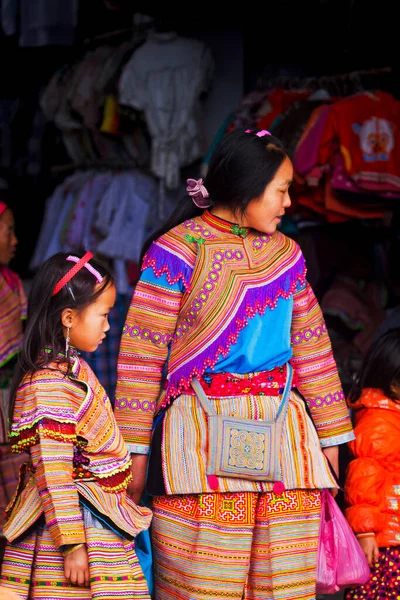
[140,128,289,260]
[8,249,114,422]
[348,327,400,403]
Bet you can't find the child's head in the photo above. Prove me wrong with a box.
[349,327,400,403]
[0,200,18,266]
[204,129,292,228]
[22,250,115,369]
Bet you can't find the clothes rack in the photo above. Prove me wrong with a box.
[256,66,392,93]
[50,160,139,174]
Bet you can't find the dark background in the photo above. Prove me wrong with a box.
[1,0,399,283]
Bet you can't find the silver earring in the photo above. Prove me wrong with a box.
[65,326,70,355]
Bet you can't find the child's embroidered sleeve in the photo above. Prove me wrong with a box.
[10,378,86,549]
[115,240,193,453]
[31,437,86,549]
[290,281,355,447]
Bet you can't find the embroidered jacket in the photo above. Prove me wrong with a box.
[115,211,354,454]
[3,352,152,549]
[0,270,26,368]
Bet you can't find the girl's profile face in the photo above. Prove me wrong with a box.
[67,283,116,353]
[0,209,18,266]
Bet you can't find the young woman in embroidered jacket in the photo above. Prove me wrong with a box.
[115,129,355,600]
[0,250,152,599]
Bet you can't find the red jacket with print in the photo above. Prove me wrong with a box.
[345,388,400,547]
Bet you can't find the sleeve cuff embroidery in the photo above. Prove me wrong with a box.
[127,444,150,455]
[320,431,356,447]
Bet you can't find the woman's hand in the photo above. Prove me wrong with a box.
[64,544,90,587]
[322,445,339,498]
[127,453,149,505]
[358,536,379,567]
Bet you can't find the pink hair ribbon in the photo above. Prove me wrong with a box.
[246,129,271,137]
[52,251,103,296]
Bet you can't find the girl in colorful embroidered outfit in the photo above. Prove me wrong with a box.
[0,200,27,549]
[115,129,355,600]
[344,328,400,599]
[0,200,26,385]
[0,250,152,599]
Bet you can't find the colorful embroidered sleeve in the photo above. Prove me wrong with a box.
[9,377,86,549]
[30,436,86,549]
[290,281,354,447]
[115,241,192,453]
[17,276,27,320]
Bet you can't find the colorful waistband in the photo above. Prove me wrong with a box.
[186,364,298,397]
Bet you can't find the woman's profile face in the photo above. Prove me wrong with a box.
[0,208,18,266]
[240,156,293,235]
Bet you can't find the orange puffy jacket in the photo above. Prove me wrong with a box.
[345,388,400,548]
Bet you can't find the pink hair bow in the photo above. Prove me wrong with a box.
[186,178,211,209]
[245,129,271,137]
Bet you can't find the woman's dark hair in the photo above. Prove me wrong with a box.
[140,129,289,260]
[9,249,114,422]
[348,327,400,403]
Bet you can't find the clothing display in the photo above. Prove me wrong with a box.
[218,76,400,224]
[1,0,78,47]
[29,169,160,293]
[118,32,214,189]
[0,349,152,598]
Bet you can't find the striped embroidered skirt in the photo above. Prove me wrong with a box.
[0,509,151,599]
[152,489,322,599]
[148,380,335,599]
[158,389,338,495]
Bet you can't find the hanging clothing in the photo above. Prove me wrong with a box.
[318,91,400,194]
[1,0,78,47]
[118,32,214,189]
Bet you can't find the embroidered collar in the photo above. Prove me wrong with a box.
[202,210,249,238]
[40,346,80,378]
[42,346,80,360]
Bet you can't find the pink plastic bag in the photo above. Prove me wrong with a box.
[316,489,371,594]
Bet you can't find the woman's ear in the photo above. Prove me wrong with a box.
[61,308,74,329]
